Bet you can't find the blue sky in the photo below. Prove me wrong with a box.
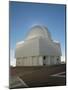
[9,1,66,64]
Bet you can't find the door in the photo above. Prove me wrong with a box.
[43,56,46,65]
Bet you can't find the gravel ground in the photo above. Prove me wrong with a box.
[10,64,66,88]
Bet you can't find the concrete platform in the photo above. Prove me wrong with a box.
[10,64,66,89]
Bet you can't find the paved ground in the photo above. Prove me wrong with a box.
[10,64,66,89]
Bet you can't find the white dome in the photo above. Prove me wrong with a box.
[26,25,51,40]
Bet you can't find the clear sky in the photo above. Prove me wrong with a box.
[9,1,66,65]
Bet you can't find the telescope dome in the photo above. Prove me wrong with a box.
[26,25,51,41]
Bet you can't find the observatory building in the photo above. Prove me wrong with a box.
[15,25,61,66]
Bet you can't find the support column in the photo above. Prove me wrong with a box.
[39,56,43,66]
[47,56,50,65]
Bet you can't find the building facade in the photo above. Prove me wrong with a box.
[15,25,61,66]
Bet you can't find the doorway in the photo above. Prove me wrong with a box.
[43,56,46,65]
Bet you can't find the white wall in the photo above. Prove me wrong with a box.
[16,36,61,58]
[39,37,61,56]
[15,38,40,58]
[46,56,51,65]
[16,56,43,66]
[38,56,43,66]
[16,55,61,66]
